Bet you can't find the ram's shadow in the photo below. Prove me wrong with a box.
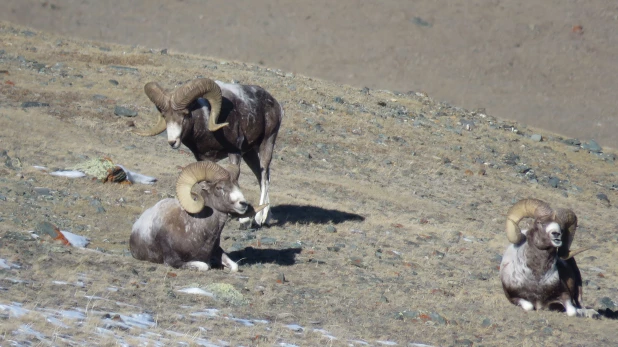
[228,247,302,266]
[270,204,365,226]
[597,308,618,320]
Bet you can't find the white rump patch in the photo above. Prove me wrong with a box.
[519,299,534,311]
[185,261,210,271]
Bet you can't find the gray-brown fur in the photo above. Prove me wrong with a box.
[139,79,283,227]
[499,199,596,317]
[130,170,251,271]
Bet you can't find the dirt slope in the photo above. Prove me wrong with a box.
[0,22,617,346]
[2,0,617,150]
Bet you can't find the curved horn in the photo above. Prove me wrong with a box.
[555,208,577,257]
[144,82,170,111]
[171,78,228,131]
[175,161,230,213]
[224,164,240,181]
[132,113,167,136]
[505,198,553,244]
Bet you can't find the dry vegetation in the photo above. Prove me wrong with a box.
[0,22,617,346]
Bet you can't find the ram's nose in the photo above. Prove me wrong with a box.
[168,140,181,149]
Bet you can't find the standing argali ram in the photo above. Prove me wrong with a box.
[499,199,598,318]
[134,78,283,226]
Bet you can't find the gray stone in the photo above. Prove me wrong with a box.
[92,94,108,100]
[598,297,616,309]
[109,79,119,86]
[548,177,560,188]
[260,237,277,245]
[333,96,344,104]
[114,106,138,117]
[33,187,51,196]
[481,318,492,327]
[596,193,610,206]
[563,138,581,146]
[582,140,602,153]
[21,101,49,108]
[109,65,138,72]
[530,134,542,142]
[325,225,337,233]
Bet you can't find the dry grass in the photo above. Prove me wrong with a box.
[0,21,617,346]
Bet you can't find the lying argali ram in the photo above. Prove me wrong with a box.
[130,161,265,272]
[134,78,283,227]
[499,199,597,317]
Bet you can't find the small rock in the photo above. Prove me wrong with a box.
[325,225,337,233]
[160,48,168,55]
[277,273,287,283]
[327,246,341,252]
[260,237,277,245]
[598,297,616,309]
[333,96,344,104]
[21,101,50,108]
[563,138,581,146]
[582,140,602,153]
[530,134,542,142]
[114,106,138,117]
[109,79,119,86]
[109,65,138,72]
[548,177,560,188]
[455,339,474,346]
[596,193,610,206]
[33,187,51,196]
[92,94,108,100]
[481,318,491,327]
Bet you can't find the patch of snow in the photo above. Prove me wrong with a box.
[377,341,398,346]
[285,324,304,332]
[176,287,215,297]
[0,303,29,317]
[50,170,87,178]
[46,316,70,328]
[190,309,220,318]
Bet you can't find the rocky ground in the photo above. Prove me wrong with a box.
[0,22,617,346]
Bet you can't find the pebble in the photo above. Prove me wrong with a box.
[109,65,138,72]
[582,140,602,153]
[563,138,581,146]
[325,225,337,233]
[548,177,560,188]
[333,96,344,104]
[33,187,51,196]
[530,134,542,142]
[260,237,277,246]
[92,94,108,100]
[21,101,50,108]
[598,297,616,309]
[109,79,119,86]
[596,193,610,206]
[114,106,137,117]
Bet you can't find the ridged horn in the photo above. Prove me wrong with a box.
[171,78,228,131]
[134,82,170,136]
[132,113,167,136]
[175,161,230,214]
[555,208,577,258]
[505,198,553,244]
[144,82,170,111]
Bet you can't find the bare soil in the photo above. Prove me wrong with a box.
[0,22,617,346]
[2,0,617,150]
